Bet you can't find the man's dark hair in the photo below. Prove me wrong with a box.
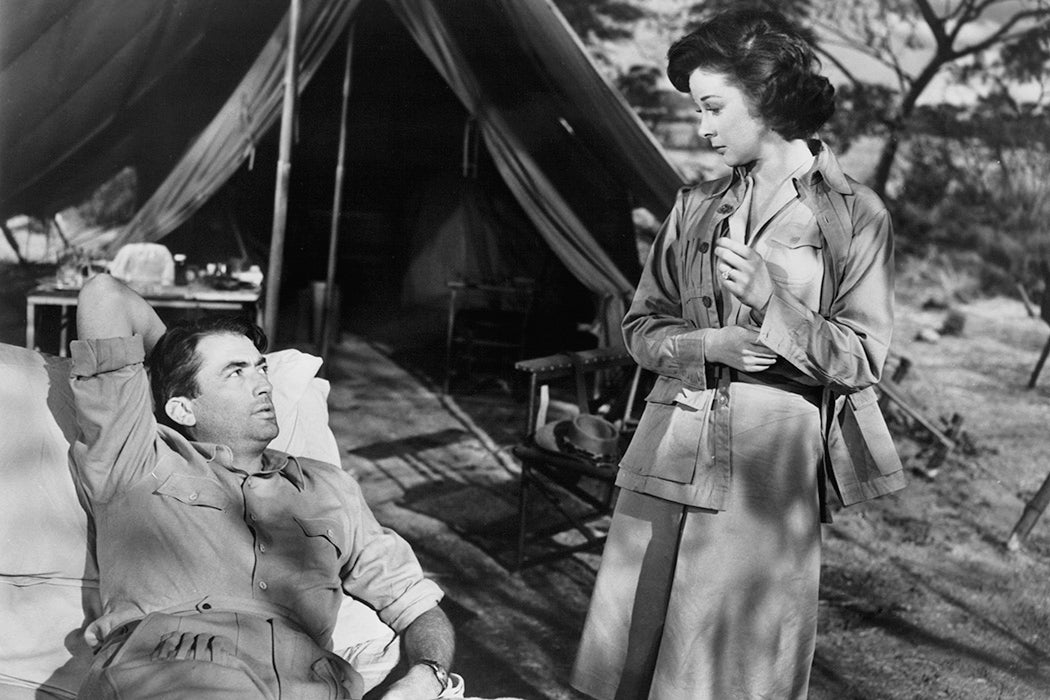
[147,316,267,428]
[667,8,835,141]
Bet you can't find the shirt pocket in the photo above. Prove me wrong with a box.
[620,375,713,484]
[154,473,229,510]
[761,222,824,299]
[294,516,346,559]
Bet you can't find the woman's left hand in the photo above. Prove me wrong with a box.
[714,238,774,312]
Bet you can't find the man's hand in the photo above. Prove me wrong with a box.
[713,238,774,312]
[379,663,447,700]
[705,326,777,373]
[77,273,166,352]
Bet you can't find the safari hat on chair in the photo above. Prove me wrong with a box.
[534,414,621,463]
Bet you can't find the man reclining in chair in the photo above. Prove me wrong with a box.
[70,273,455,699]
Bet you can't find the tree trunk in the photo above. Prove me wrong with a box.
[872,129,901,200]
[871,53,944,200]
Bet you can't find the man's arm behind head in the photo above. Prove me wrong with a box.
[77,273,167,352]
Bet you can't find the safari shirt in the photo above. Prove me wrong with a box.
[70,336,443,649]
[617,142,904,511]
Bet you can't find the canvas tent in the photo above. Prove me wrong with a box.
[1,0,686,346]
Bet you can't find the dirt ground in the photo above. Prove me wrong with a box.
[330,271,1050,699]
[803,289,1050,700]
[373,279,1050,699]
[5,260,1050,699]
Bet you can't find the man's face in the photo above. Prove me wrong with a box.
[184,333,279,449]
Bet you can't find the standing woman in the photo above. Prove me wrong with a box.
[571,9,905,700]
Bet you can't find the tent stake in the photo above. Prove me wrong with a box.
[318,23,356,363]
[264,0,300,342]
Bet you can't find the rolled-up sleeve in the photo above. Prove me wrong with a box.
[758,203,894,393]
[622,190,712,389]
[339,477,443,633]
[70,336,159,503]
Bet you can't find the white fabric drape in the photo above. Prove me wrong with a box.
[108,0,362,251]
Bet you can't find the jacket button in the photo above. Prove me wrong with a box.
[701,296,712,308]
[699,241,709,253]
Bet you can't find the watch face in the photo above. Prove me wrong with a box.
[420,659,449,687]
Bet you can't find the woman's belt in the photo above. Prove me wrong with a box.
[729,369,823,402]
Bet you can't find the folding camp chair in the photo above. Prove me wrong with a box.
[510,347,643,570]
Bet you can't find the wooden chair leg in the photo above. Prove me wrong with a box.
[1028,334,1050,388]
[516,462,531,571]
[1008,470,1050,550]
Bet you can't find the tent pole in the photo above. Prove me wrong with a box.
[263,0,300,343]
[318,22,356,362]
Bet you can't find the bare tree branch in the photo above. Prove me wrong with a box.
[949,8,1050,60]
[915,0,951,47]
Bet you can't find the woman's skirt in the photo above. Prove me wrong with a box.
[571,382,823,700]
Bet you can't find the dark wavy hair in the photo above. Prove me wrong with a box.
[147,315,267,429]
[667,9,835,141]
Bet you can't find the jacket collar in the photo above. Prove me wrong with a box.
[799,139,853,195]
[710,139,852,199]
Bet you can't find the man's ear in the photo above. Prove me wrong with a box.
[164,397,197,427]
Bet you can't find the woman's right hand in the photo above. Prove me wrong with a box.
[705,326,777,372]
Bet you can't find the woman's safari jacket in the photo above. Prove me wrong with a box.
[617,142,905,521]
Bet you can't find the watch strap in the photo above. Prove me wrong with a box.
[417,658,450,691]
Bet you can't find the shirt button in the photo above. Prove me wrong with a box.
[258,581,268,590]
[249,513,257,522]
[325,528,334,538]
[701,296,712,308]
[259,543,267,553]
[188,492,198,501]
[699,242,709,253]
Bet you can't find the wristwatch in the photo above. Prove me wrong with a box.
[417,659,450,692]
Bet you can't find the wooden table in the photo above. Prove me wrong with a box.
[26,283,264,356]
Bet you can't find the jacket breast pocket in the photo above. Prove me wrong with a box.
[620,375,713,484]
[761,222,824,300]
[155,473,230,510]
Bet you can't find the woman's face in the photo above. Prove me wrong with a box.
[688,68,772,167]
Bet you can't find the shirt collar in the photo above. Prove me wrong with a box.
[193,443,306,491]
[713,139,852,199]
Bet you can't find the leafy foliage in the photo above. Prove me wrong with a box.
[614,65,666,127]
[685,0,816,42]
[551,0,650,41]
